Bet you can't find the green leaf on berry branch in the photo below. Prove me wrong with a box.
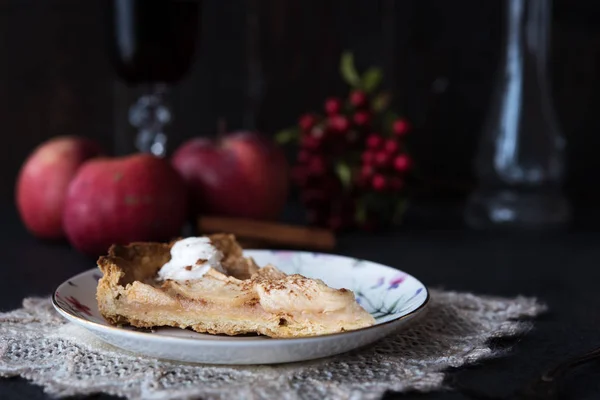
[340,52,361,88]
[335,161,352,189]
[361,68,383,93]
[393,198,409,225]
[275,128,300,145]
[372,92,391,113]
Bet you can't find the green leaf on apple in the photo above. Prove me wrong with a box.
[340,52,361,88]
[361,67,383,93]
[275,128,300,145]
[372,92,391,113]
[334,161,352,190]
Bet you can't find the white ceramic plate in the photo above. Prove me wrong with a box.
[53,250,429,365]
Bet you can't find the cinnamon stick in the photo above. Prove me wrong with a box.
[197,216,336,251]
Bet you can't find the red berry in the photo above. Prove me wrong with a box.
[329,115,350,133]
[361,151,375,165]
[299,114,316,131]
[353,111,371,127]
[393,154,412,172]
[301,135,321,150]
[374,151,391,168]
[361,165,374,179]
[366,133,383,149]
[384,139,399,155]
[324,98,342,115]
[308,157,326,176]
[371,174,387,191]
[309,125,326,140]
[389,177,404,191]
[356,166,373,188]
[393,119,410,136]
[350,90,368,108]
[297,150,311,164]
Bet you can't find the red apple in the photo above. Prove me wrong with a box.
[63,153,188,255]
[172,131,289,220]
[16,136,103,239]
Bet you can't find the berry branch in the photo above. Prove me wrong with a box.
[276,52,414,231]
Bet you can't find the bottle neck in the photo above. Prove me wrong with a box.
[505,0,550,69]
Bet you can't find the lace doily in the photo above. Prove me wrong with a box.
[0,290,545,400]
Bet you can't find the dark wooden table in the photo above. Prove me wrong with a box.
[1,201,600,400]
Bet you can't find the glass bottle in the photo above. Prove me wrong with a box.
[465,0,570,229]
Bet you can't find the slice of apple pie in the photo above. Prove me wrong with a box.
[96,234,375,338]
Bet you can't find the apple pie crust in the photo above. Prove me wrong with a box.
[96,234,375,338]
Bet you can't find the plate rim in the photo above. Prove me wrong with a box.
[52,250,430,345]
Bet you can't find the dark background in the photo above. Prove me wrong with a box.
[2,0,600,219]
[4,3,600,398]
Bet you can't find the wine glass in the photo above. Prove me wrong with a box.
[106,0,201,157]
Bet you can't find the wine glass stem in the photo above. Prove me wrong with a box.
[129,83,171,157]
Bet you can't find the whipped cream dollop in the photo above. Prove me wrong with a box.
[157,237,226,281]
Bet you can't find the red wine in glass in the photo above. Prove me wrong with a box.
[106,0,201,156]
